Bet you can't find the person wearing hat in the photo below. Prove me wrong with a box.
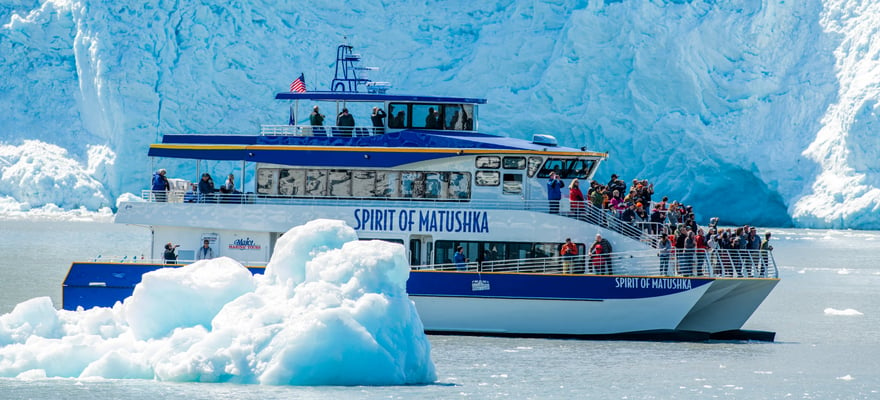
[546,172,564,214]
[164,242,179,264]
[310,105,325,126]
[560,238,579,274]
[336,108,355,136]
[151,168,170,202]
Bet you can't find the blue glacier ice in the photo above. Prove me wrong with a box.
[0,219,436,385]
[1,0,880,229]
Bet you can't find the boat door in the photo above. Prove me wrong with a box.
[409,235,433,268]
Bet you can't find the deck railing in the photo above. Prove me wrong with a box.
[139,190,663,244]
[90,248,776,279]
[260,124,384,137]
[416,248,779,279]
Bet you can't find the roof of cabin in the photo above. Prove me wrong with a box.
[274,91,487,104]
[148,130,606,168]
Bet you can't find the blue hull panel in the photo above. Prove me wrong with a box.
[63,263,710,310]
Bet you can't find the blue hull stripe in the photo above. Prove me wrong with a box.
[62,263,711,311]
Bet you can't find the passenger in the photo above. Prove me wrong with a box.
[425,107,441,129]
[449,110,461,129]
[607,174,626,199]
[589,184,607,224]
[151,168,170,202]
[453,246,468,271]
[198,173,215,194]
[197,239,214,260]
[649,207,665,234]
[164,242,179,264]
[759,232,773,277]
[682,231,696,276]
[560,238,579,274]
[569,179,585,220]
[336,108,355,136]
[220,173,235,194]
[658,234,672,275]
[609,191,627,217]
[546,172,564,214]
[589,234,606,274]
[388,111,405,128]
[183,183,198,203]
[310,105,325,126]
[370,107,386,134]
[621,203,637,223]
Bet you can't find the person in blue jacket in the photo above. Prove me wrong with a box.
[453,246,468,271]
[152,169,170,202]
[547,171,564,214]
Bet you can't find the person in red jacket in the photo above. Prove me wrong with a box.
[568,179,585,220]
[561,238,579,274]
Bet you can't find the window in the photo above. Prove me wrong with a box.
[411,104,443,129]
[328,170,351,197]
[424,172,445,199]
[447,172,471,199]
[400,172,425,198]
[305,169,326,196]
[527,157,543,177]
[475,171,500,186]
[256,168,277,195]
[502,174,523,194]
[257,167,471,200]
[387,103,409,129]
[279,169,305,195]
[537,158,596,179]
[443,104,474,130]
[375,170,399,197]
[352,170,376,197]
[503,157,526,169]
[475,156,501,169]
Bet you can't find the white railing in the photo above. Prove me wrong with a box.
[87,255,267,267]
[260,124,384,137]
[137,190,675,248]
[87,249,776,279]
[415,249,778,279]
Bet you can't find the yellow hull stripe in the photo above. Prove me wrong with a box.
[149,143,608,158]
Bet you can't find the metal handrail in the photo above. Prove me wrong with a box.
[417,248,778,279]
[261,124,384,137]
[87,248,776,279]
[87,255,267,267]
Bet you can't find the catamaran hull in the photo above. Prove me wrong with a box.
[63,263,778,340]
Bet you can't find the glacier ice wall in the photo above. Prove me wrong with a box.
[1,0,879,228]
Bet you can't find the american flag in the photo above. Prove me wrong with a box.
[289,73,306,92]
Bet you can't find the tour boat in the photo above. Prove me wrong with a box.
[63,43,779,341]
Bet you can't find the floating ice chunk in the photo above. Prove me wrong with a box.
[823,308,863,316]
[0,219,435,385]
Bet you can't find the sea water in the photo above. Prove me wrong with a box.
[0,220,878,399]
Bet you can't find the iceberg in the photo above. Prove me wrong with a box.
[0,219,436,385]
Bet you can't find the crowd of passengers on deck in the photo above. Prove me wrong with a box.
[555,172,775,277]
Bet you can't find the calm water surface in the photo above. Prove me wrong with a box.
[0,220,878,399]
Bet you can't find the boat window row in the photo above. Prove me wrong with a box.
[256,168,472,200]
[472,171,524,195]
[475,156,596,180]
[387,103,475,130]
[432,240,585,265]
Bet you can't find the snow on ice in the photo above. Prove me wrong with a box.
[0,219,436,385]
